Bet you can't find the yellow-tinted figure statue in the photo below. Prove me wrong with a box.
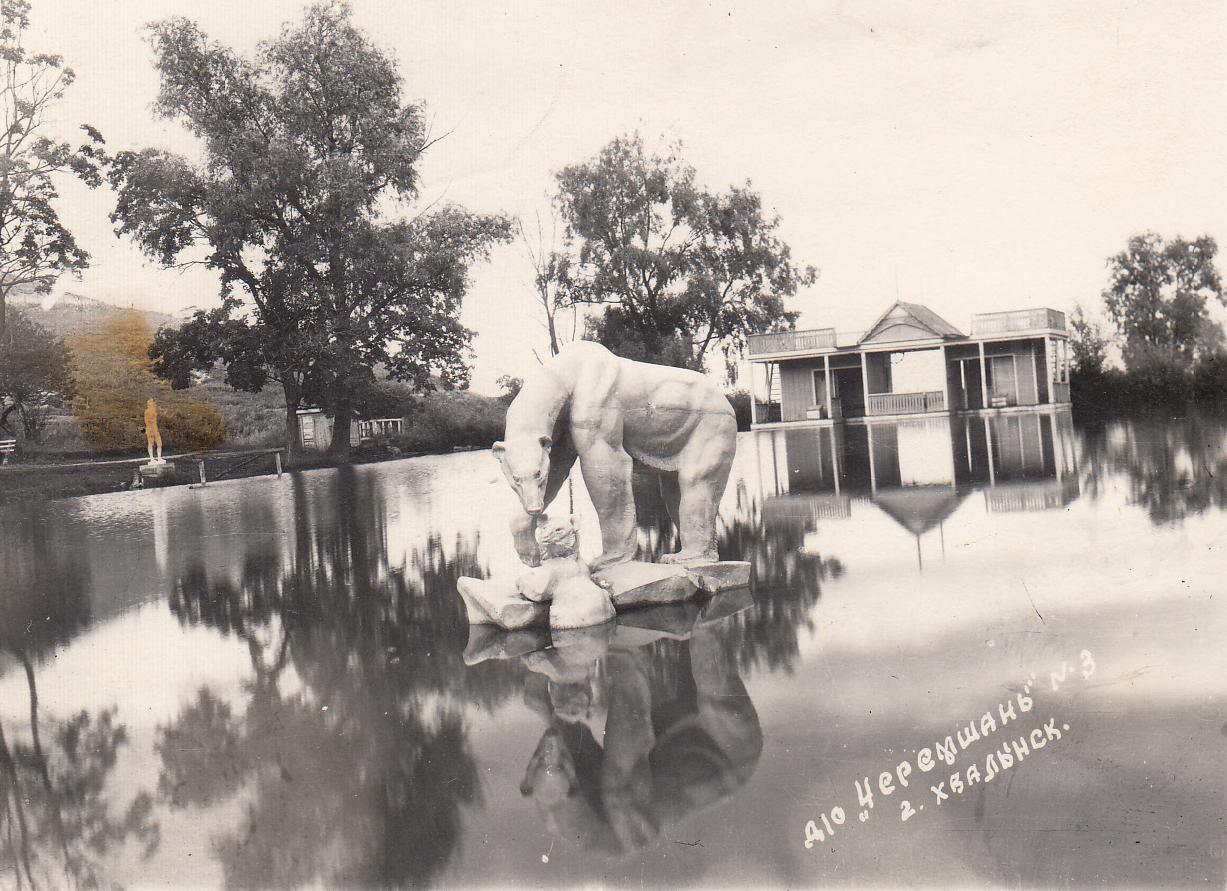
[144,398,163,463]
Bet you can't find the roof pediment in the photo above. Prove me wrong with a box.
[859,302,965,345]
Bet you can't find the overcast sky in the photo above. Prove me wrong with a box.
[28,0,1227,392]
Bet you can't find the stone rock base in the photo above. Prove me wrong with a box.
[138,461,175,479]
[463,588,757,667]
[683,560,751,593]
[456,577,547,630]
[594,561,698,608]
[458,559,751,633]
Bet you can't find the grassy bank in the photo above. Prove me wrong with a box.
[0,441,498,505]
[2,378,754,504]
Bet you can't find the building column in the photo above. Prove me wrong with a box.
[1044,337,1053,404]
[978,341,989,409]
[823,354,833,419]
[860,351,871,415]
[939,345,951,412]
[1037,339,1048,404]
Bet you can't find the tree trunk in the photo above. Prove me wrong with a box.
[281,377,301,468]
[327,392,353,463]
[0,402,16,437]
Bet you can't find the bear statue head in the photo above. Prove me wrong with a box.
[492,434,551,515]
[535,513,580,559]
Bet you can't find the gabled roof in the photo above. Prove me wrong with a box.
[873,487,966,535]
[859,302,966,346]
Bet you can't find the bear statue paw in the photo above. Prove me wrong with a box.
[660,550,719,567]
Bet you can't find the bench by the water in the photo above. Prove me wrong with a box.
[0,438,16,464]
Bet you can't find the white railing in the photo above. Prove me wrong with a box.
[866,390,946,416]
[747,328,837,355]
[971,308,1067,335]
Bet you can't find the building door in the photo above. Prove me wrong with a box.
[955,358,985,410]
[833,367,865,418]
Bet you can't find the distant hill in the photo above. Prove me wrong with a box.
[10,291,176,338]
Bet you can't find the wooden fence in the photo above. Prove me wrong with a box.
[866,390,946,416]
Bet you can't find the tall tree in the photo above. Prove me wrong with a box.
[551,133,816,372]
[516,212,579,360]
[1067,304,1109,378]
[110,2,509,463]
[1101,232,1224,372]
[0,0,104,342]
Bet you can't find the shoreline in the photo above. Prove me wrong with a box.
[0,442,489,505]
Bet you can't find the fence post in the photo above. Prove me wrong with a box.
[198,460,207,486]
[275,450,283,478]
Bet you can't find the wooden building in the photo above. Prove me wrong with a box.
[747,302,1071,428]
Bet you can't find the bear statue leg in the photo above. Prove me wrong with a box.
[577,440,638,570]
[662,416,737,566]
[658,472,682,531]
[510,511,542,567]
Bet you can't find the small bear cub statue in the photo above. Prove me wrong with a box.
[516,514,589,601]
[518,514,615,630]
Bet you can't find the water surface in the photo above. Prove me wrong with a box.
[1,409,1224,888]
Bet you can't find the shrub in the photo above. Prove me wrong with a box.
[726,390,752,431]
[69,313,227,453]
[391,389,507,453]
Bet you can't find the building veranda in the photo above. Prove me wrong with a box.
[747,302,1072,428]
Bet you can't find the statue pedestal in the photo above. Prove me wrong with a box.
[594,561,697,608]
[593,559,751,608]
[457,560,752,633]
[138,460,174,480]
[683,560,751,593]
[456,578,547,630]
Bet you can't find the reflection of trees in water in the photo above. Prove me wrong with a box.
[0,505,157,888]
[160,468,524,887]
[0,502,93,658]
[0,671,158,888]
[1077,412,1227,524]
[634,475,843,674]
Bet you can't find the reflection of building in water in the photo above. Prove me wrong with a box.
[752,409,1079,563]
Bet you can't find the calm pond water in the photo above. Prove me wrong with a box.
[1,407,1225,889]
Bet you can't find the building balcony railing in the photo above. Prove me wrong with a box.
[970,308,1067,335]
[747,327,837,356]
[866,390,946,416]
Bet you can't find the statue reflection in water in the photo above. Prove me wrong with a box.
[478,599,763,856]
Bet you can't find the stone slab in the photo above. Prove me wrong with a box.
[684,560,751,593]
[593,560,699,608]
[138,461,176,478]
[457,577,547,630]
